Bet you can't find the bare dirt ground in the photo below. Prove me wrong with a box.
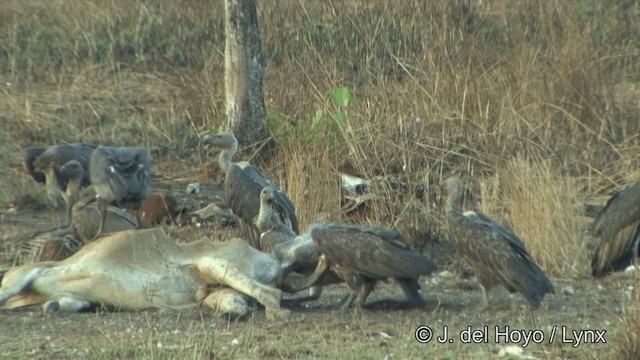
[0,170,635,360]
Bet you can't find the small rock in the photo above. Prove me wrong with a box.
[498,345,523,357]
[186,183,201,194]
[231,338,241,346]
[379,332,392,339]
[562,286,575,296]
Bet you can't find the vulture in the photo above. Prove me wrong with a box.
[24,143,95,208]
[76,146,151,239]
[257,187,319,271]
[202,131,298,249]
[256,187,337,301]
[591,180,640,277]
[309,223,436,310]
[441,176,555,308]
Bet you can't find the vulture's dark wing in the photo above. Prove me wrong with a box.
[451,211,555,307]
[311,224,435,280]
[226,163,299,248]
[464,211,529,255]
[591,181,640,277]
[32,143,95,189]
[24,147,47,183]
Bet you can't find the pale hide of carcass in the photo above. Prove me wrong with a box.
[0,228,325,320]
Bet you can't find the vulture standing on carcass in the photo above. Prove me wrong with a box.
[591,180,640,277]
[24,143,95,208]
[441,176,555,308]
[75,146,151,239]
[309,223,436,310]
[202,131,299,249]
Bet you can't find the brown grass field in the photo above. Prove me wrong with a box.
[1,0,639,358]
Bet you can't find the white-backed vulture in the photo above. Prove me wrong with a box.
[24,144,95,208]
[591,180,640,277]
[202,132,298,248]
[309,223,436,310]
[441,176,555,308]
[76,146,152,239]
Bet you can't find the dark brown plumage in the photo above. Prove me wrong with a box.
[591,180,640,277]
[203,132,298,249]
[310,223,435,310]
[442,176,555,308]
[24,144,95,208]
[76,146,151,239]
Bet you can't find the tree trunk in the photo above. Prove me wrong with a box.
[224,0,267,158]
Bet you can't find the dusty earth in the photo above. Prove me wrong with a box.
[0,173,636,359]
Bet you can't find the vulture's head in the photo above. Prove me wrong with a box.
[260,186,277,207]
[202,131,238,150]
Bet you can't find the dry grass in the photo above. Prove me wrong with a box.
[1,0,640,358]
[499,157,589,276]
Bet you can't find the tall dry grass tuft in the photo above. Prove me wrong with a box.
[614,273,640,359]
[275,140,342,230]
[498,157,589,277]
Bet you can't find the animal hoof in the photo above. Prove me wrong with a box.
[266,307,291,321]
[43,300,60,313]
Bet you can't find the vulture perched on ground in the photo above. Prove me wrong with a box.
[75,146,151,239]
[441,176,555,308]
[24,143,95,208]
[202,131,298,249]
[591,180,640,277]
[309,223,435,310]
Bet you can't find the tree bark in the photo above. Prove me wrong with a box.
[224,0,267,157]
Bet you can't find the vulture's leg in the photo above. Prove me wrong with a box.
[339,292,357,311]
[479,283,490,309]
[355,280,376,308]
[398,278,426,307]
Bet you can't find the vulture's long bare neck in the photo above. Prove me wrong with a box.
[256,202,275,233]
[66,177,83,204]
[217,141,238,174]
